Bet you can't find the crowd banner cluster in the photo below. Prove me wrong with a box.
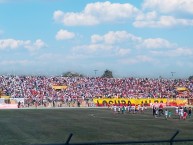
[93,98,188,107]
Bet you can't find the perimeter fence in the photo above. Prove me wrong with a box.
[33,130,193,145]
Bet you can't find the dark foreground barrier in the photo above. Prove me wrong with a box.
[33,130,193,145]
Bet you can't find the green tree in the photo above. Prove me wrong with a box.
[189,76,193,80]
[62,71,84,77]
[101,69,113,78]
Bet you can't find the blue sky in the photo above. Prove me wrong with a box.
[0,0,193,78]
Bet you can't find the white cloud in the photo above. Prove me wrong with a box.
[53,10,64,22]
[84,1,138,20]
[0,39,46,51]
[73,43,132,57]
[55,29,75,40]
[176,61,193,67]
[0,39,25,50]
[91,34,103,43]
[91,31,142,44]
[136,55,153,62]
[53,1,139,26]
[120,58,138,64]
[143,0,193,14]
[53,1,193,28]
[38,53,56,60]
[37,53,66,63]
[120,55,153,64]
[35,39,45,48]
[134,16,193,27]
[133,0,193,28]
[73,30,192,59]
[52,1,193,28]
[172,48,193,56]
[92,31,174,50]
[24,39,46,51]
[135,11,157,21]
[116,48,130,56]
[59,12,99,26]
[0,60,32,65]
[150,47,193,57]
[73,44,113,54]
[138,38,174,49]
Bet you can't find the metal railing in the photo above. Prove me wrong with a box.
[33,130,193,145]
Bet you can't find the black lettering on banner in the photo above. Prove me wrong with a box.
[127,101,131,106]
[144,100,149,106]
[102,100,108,106]
[149,100,151,103]
[154,100,159,103]
[117,100,121,106]
[121,100,126,105]
[160,100,163,103]
[97,100,100,106]
[109,100,114,105]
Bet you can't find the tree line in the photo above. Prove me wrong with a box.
[62,70,113,78]
[62,70,193,80]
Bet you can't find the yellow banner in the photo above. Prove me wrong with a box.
[93,98,188,106]
[0,96,10,99]
[176,87,188,91]
[52,85,68,90]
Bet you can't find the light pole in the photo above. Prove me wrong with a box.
[171,72,175,78]
[94,70,98,76]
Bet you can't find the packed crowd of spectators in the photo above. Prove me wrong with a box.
[0,75,193,106]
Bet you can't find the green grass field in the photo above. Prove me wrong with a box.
[0,107,193,145]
